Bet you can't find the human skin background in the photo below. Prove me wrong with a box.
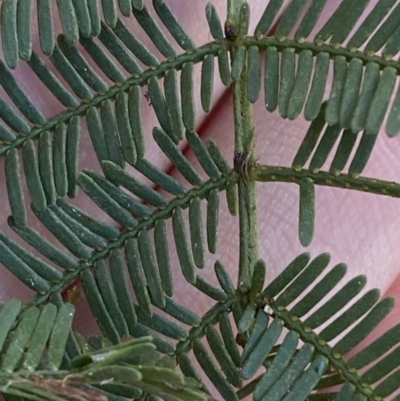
[0,0,400,394]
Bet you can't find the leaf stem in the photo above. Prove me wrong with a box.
[229,0,259,291]
[251,164,400,199]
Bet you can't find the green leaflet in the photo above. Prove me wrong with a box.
[247,46,261,103]
[181,62,196,131]
[102,160,167,208]
[27,52,79,108]
[53,123,68,197]
[241,309,269,364]
[287,50,313,120]
[137,230,165,308]
[275,0,309,40]
[125,238,152,317]
[154,219,174,297]
[238,302,257,334]
[304,52,330,121]
[58,34,108,94]
[332,297,394,355]
[71,0,92,38]
[193,340,239,401]
[93,260,129,337]
[219,312,241,367]
[153,127,203,186]
[330,129,359,174]
[207,140,238,215]
[109,249,138,329]
[81,268,120,345]
[275,253,330,307]
[134,305,188,341]
[5,148,27,227]
[50,44,93,100]
[253,331,299,400]
[100,99,125,168]
[205,324,241,387]
[17,0,33,61]
[264,46,279,112]
[218,48,232,87]
[98,24,142,75]
[164,69,184,143]
[231,47,246,81]
[255,0,284,37]
[133,158,186,196]
[37,0,55,56]
[80,35,125,83]
[0,239,50,293]
[186,131,221,180]
[348,323,400,370]
[172,207,197,284]
[366,66,396,135]
[38,131,55,205]
[207,189,219,254]
[241,317,284,380]
[161,297,201,327]
[206,3,224,40]
[279,47,296,118]
[56,0,79,45]
[215,260,235,296]
[251,259,266,297]
[2,0,19,69]
[309,124,342,172]
[262,253,310,298]
[305,275,368,330]
[23,139,47,212]
[201,54,214,112]
[22,304,58,370]
[194,275,228,302]
[290,263,347,318]
[132,5,176,59]
[57,198,120,240]
[46,303,76,369]
[9,215,78,271]
[189,197,206,268]
[34,199,92,258]
[113,19,158,67]
[260,344,315,401]
[0,299,22,351]
[0,230,62,283]
[1,307,40,372]
[350,62,380,133]
[325,55,347,126]
[148,76,173,136]
[280,356,327,401]
[299,177,315,247]
[153,0,195,51]
[1,2,400,401]
[339,58,363,129]
[77,171,139,227]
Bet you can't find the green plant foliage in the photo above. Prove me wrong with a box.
[0,0,400,400]
[0,301,206,401]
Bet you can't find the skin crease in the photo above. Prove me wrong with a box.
[0,0,400,398]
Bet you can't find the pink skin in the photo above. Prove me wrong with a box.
[0,0,399,394]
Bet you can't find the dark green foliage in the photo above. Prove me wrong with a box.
[173,207,197,284]
[181,62,196,131]
[201,54,215,112]
[264,46,279,112]
[299,177,315,247]
[0,1,399,401]
[154,219,174,296]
